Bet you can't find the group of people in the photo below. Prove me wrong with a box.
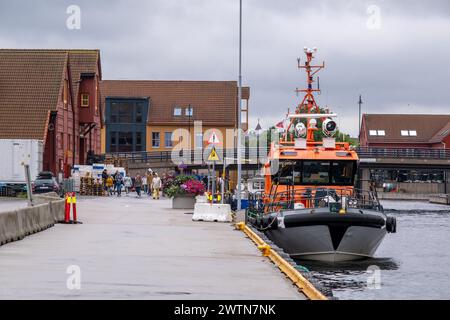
[101,169,163,199]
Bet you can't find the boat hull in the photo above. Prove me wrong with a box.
[265,222,387,262]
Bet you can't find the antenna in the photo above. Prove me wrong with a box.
[317,77,321,95]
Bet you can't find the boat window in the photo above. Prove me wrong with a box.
[302,161,330,184]
[331,161,354,184]
[272,160,356,186]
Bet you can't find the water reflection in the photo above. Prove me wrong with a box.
[295,258,400,292]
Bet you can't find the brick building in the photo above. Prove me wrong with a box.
[0,49,102,177]
[360,114,450,148]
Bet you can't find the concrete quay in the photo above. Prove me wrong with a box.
[0,196,304,300]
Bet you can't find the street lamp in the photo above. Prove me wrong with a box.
[237,0,243,211]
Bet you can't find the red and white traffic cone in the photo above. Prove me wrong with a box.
[64,193,71,223]
[71,192,77,223]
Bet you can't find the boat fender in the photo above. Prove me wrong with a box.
[386,216,397,233]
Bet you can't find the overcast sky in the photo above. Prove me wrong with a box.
[1,0,449,136]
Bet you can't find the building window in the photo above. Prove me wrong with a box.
[81,94,89,107]
[118,132,133,152]
[174,107,182,116]
[186,107,193,117]
[401,130,417,137]
[152,132,160,148]
[164,132,173,148]
[118,102,132,123]
[136,132,142,152]
[369,130,385,136]
[195,133,203,149]
[136,103,143,123]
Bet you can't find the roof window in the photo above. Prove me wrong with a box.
[401,130,417,136]
[369,130,385,136]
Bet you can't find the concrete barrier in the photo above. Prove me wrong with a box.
[0,194,64,247]
[192,203,233,222]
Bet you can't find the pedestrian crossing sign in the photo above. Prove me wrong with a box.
[207,147,220,161]
[208,131,221,144]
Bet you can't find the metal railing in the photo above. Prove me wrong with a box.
[104,147,450,165]
[247,187,383,216]
[356,147,450,160]
[105,148,266,164]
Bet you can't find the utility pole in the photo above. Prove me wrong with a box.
[237,0,243,211]
[358,95,363,144]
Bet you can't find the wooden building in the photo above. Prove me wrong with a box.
[0,49,102,177]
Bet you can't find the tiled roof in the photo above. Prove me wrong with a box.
[100,80,249,126]
[362,114,450,144]
[0,50,68,139]
[429,122,450,144]
[0,49,101,140]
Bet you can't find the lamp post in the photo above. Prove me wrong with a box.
[237,0,243,211]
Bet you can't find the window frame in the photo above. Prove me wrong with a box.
[173,107,182,116]
[152,132,160,148]
[81,93,89,107]
[164,132,173,148]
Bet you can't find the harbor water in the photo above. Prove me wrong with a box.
[295,200,450,300]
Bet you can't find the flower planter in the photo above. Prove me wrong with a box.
[172,195,196,209]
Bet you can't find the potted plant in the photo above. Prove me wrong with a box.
[164,175,206,209]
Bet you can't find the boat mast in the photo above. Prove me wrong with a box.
[286,48,325,142]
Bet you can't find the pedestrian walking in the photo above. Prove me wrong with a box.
[106,175,114,196]
[113,170,119,195]
[146,170,153,196]
[142,175,148,195]
[115,173,123,197]
[124,175,132,195]
[102,169,108,192]
[152,172,162,199]
[135,174,143,197]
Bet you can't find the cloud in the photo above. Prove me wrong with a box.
[1,0,449,136]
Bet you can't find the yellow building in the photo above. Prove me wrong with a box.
[100,80,249,154]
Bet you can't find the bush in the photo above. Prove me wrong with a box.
[163,175,205,198]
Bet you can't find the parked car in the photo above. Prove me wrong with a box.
[32,172,60,194]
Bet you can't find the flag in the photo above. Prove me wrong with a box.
[275,121,284,129]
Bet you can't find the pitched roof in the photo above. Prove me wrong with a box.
[62,50,101,110]
[429,122,450,143]
[100,80,249,126]
[0,49,101,140]
[0,49,68,139]
[362,114,450,144]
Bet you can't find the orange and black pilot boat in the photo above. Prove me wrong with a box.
[246,47,396,262]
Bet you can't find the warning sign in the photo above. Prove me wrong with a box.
[207,147,220,161]
[208,131,221,144]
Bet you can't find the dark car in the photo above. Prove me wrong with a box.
[33,175,60,194]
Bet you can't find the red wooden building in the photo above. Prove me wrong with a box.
[360,114,450,149]
[0,49,102,177]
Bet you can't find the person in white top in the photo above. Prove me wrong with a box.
[123,176,132,195]
[151,173,162,200]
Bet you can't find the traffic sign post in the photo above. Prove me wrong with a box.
[207,133,221,204]
[207,146,220,203]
